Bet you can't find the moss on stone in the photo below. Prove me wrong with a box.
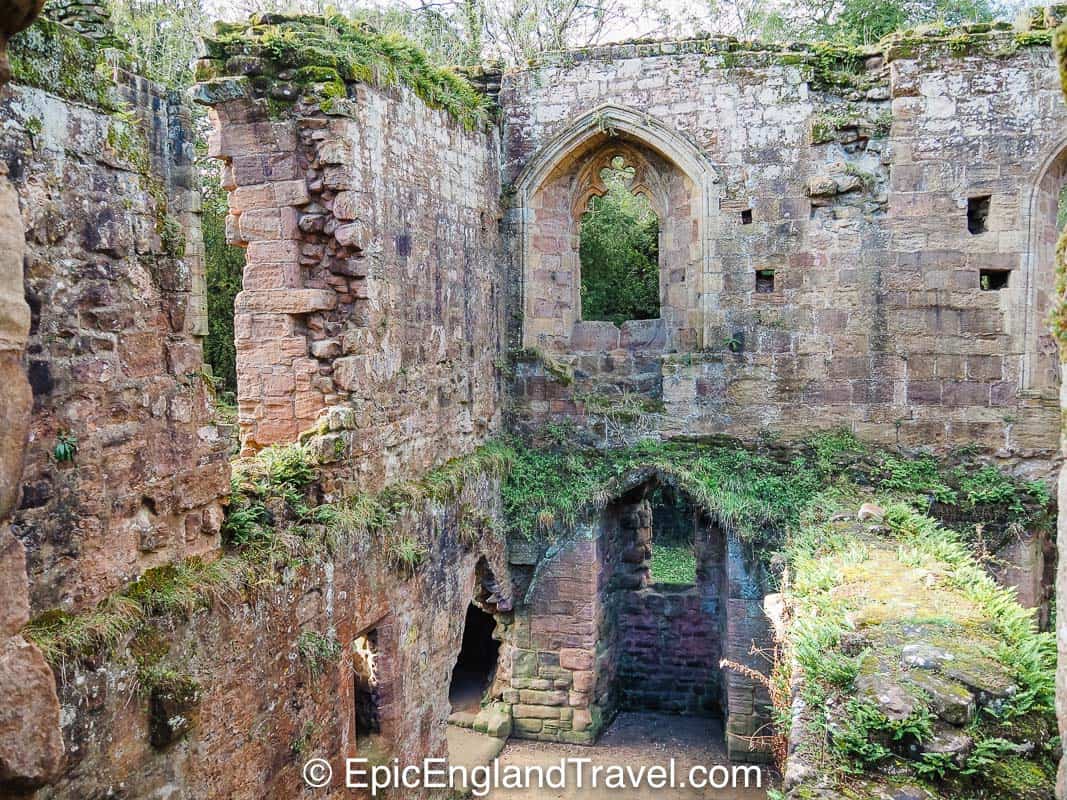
[197,12,490,130]
[784,500,1056,797]
[8,17,120,110]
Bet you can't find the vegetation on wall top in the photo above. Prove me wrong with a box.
[499,425,1051,547]
[195,12,491,130]
[8,16,120,110]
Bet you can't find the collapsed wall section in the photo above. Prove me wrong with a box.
[1,15,228,614]
[195,15,505,488]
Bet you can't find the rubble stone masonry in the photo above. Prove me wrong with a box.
[198,76,504,488]
[1,19,229,613]
[2,4,1067,798]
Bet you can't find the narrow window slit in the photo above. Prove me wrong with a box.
[353,628,386,757]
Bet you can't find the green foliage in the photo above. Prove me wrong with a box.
[136,663,201,703]
[649,543,696,584]
[834,699,932,768]
[784,481,1055,794]
[388,535,428,572]
[578,159,660,326]
[884,505,1056,718]
[109,0,209,88]
[296,631,341,677]
[222,444,317,546]
[52,432,78,463]
[500,436,822,541]
[201,168,244,394]
[877,454,957,502]
[291,720,321,757]
[754,0,1002,46]
[24,438,511,666]
[206,13,490,129]
[8,17,118,109]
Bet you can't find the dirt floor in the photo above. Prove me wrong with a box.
[480,712,772,799]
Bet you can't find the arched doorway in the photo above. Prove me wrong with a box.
[449,603,501,714]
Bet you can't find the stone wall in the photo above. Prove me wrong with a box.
[1,17,228,614]
[196,42,504,488]
[502,20,1065,460]
[615,506,726,717]
[0,4,68,793]
[502,477,772,761]
[34,478,512,800]
[1049,17,1067,800]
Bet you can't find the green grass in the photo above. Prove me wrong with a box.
[649,543,696,584]
[296,631,341,678]
[499,429,1050,547]
[781,494,1057,794]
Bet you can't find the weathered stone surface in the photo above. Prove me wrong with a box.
[0,637,63,789]
[921,724,973,765]
[234,289,337,314]
[473,703,512,738]
[503,26,1063,463]
[901,643,955,669]
[903,670,975,726]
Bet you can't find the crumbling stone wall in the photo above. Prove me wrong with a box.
[196,46,504,486]
[34,479,512,800]
[503,478,772,761]
[614,503,726,717]
[1,17,228,613]
[503,21,1065,460]
[0,2,65,793]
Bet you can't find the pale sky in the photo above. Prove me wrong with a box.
[206,0,1032,43]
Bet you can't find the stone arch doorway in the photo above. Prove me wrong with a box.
[449,557,509,718]
[603,480,729,719]
[506,469,773,762]
[509,104,721,355]
[449,603,501,714]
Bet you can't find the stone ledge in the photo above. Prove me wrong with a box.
[234,289,336,314]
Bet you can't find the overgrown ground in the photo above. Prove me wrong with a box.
[775,498,1057,799]
[21,425,1056,799]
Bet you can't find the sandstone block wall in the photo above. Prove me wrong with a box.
[1,17,229,614]
[615,507,726,717]
[505,482,771,760]
[502,26,1065,459]
[198,76,504,488]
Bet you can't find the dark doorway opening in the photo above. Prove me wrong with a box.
[353,627,386,757]
[449,604,500,714]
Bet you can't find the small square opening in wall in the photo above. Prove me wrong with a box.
[740,209,753,225]
[755,269,775,293]
[967,195,991,234]
[980,269,1010,291]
